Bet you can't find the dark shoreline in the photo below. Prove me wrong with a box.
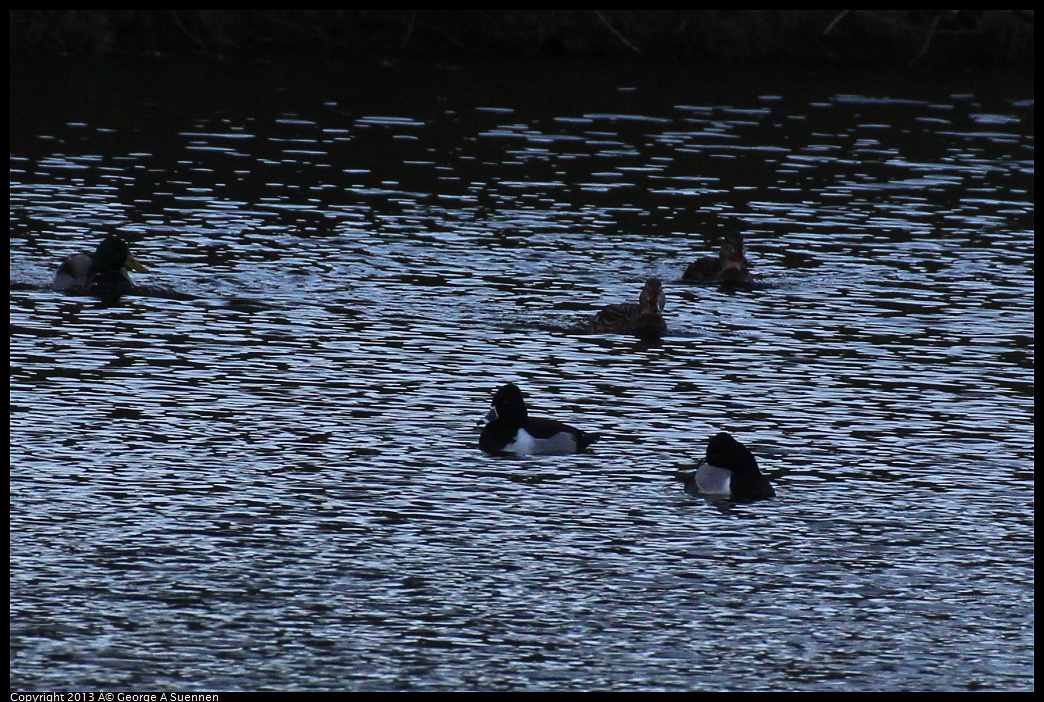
[9,10,1035,69]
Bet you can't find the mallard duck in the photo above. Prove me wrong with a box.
[479,382,601,455]
[52,235,148,298]
[676,432,775,501]
[682,232,754,285]
[589,277,666,340]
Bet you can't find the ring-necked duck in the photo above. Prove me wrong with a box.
[52,235,148,299]
[682,233,754,286]
[479,383,600,455]
[677,431,775,501]
[589,277,667,340]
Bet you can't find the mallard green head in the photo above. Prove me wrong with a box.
[88,235,147,276]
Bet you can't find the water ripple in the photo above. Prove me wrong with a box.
[10,60,1033,692]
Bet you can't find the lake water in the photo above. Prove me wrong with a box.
[9,57,1034,692]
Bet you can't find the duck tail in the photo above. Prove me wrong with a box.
[578,432,602,451]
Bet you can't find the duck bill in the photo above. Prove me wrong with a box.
[124,253,148,272]
[479,405,499,426]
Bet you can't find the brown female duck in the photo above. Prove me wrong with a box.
[682,232,753,285]
[589,277,666,340]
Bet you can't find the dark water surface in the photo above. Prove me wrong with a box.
[10,57,1033,691]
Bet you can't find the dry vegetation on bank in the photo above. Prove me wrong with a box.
[9,10,1035,68]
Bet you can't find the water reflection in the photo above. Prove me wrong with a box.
[10,58,1033,691]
